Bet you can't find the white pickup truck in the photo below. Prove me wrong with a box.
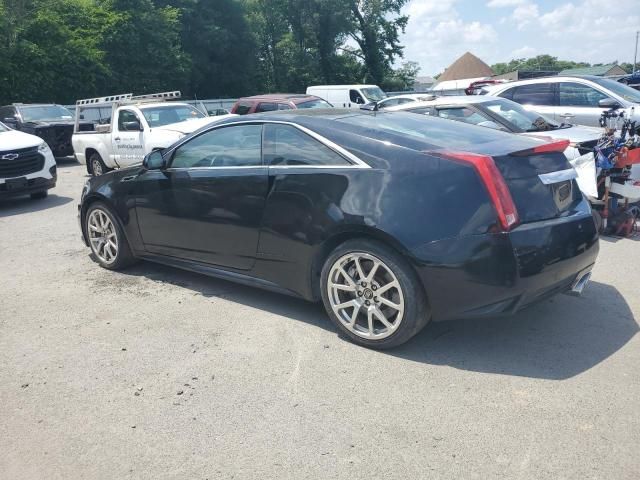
[72,91,235,175]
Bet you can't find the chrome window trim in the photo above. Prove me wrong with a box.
[538,168,577,185]
[168,119,371,170]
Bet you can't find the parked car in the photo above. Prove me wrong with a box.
[484,75,640,127]
[373,94,436,109]
[0,121,57,200]
[386,95,602,161]
[231,94,332,115]
[0,103,76,157]
[306,85,387,108]
[72,91,236,176]
[78,110,598,349]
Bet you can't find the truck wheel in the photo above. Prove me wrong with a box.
[89,153,109,177]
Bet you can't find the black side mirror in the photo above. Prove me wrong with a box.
[123,120,143,131]
[144,150,165,170]
[599,98,621,109]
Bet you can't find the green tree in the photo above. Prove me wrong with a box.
[346,0,409,85]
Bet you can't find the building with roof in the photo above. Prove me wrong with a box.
[433,52,494,92]
[558,64,627,77]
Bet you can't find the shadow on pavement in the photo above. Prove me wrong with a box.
[119,260,637,380]
[392,281,637,380]
[0,194,73,218]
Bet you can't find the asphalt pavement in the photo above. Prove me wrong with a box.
[1,161,639,479]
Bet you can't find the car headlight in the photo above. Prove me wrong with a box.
[38,142,52,153]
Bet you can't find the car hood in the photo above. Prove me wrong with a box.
[0,129,42,150]
[154,114,237,134]
[521,124,601,143]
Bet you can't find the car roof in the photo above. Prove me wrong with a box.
[238,94,321,104]
[385,95,505,110]
[485,75,605,91]
[10,103,65,108]
[137,102,194,109]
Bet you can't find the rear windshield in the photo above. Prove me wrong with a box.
[19,105,73,122]
[338,111,513,150]
[297,98,333,109]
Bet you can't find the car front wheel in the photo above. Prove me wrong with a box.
[320,239,430,349]
[89,153,109,177]
[85,202,135,270]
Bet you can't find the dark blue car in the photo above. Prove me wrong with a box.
[78,109,599,349]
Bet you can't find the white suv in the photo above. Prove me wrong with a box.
[485,75,640,127]
[0,121,57,200]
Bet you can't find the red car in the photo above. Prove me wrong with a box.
[231,94,332,114]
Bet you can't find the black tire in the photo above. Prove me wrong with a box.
[85,202,136,270]
[592,208,603,233]
[30,190,48,200]
[320,239,431,349]
[88,152,110,177]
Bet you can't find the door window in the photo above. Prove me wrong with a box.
[511,83,556,105]
[255,103,278,113]
[264,124,351,166]
[171,125,263,169]
[235,103,252,115]
[118,110,141,131]
[559,82,609,107]
[379,98,400,108]
[0,106,15,120]
[349,90,365,104]
[436,107,488,126]
[277,103,293,110]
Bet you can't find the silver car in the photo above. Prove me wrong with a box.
[386,95,602,161]
[484,75,640,127]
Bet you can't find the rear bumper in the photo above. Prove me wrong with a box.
[412,200,599,321]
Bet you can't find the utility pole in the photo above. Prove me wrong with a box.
[634,31,639,74]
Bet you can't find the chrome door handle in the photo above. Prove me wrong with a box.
[114,137,121,141]
[562,113,575,118]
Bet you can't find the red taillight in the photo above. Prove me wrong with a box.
[513,138,570,156]
[437,151,520,231]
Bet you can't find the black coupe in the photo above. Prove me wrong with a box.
[79,110,599,349]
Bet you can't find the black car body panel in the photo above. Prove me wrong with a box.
[79,110,599,320]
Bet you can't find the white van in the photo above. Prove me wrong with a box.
[306,85,387,109]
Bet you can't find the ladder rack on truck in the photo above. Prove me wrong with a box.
[74,91,182,133]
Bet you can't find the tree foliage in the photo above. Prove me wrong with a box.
[0,0,412,104]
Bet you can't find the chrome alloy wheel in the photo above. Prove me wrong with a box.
[87,209,118,264]
[327,252,405,340]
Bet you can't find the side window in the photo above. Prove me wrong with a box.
[349,90,365,104]
[379,98,399,108]
[277,103,293,110]
[235,103,252,115]
[255,102,278,113]
[497,88,514,100]
[264,124,351,167]
[117,110,141,131]
[511,83,555,106]
[559,82,608,107]
[410,107,435,116]
[396,98,414,105]
[171,124,263,169]
[436,107,488,126]
[0,106,15,120]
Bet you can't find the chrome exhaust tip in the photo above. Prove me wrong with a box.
[566,271,592,297]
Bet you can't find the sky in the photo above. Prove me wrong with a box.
[400,0,640,76]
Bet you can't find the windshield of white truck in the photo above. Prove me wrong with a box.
[20,105,74,122]
[141,105,205,127]
[362,87,387,102]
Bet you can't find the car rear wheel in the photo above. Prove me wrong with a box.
[320,239,430,349]
[85,202,135,270]
[89,153,109,177]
